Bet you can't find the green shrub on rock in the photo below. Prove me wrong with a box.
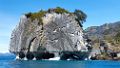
[25,7,87,27]
[74,9,87,23]
[25,10,47,25]
[53,7,69,14]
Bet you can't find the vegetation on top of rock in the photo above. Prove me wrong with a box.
[25,10,47,25]
[25,7,87,27]
[74,9,87,23]
[50,7,70,14]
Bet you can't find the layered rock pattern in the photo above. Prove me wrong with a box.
[9,8,90,60]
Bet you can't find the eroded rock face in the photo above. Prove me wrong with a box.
[9,12,89,60]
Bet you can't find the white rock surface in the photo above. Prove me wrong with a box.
[9,13,88,55]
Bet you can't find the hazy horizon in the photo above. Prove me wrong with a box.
[0,0,120,53]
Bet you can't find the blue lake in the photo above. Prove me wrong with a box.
[0,60,120,68]
[0,53,120,68]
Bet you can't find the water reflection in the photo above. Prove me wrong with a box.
[8,60,86,68]
[5,60,120,68]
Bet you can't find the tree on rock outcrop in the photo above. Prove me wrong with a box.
[74,9,87,27]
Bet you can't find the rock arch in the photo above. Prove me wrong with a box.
[26,37,36,60]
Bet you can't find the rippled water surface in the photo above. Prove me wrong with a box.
[0,60,120,68]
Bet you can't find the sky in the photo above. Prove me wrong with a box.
[0,0,120,53]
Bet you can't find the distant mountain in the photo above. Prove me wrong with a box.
[0,53,16,60]
[84,21,120,52]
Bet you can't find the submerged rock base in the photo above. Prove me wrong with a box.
[16,51,89,60]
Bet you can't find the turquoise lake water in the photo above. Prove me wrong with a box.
[0,60,120,68]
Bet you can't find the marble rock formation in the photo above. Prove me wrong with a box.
[9,8,91,60]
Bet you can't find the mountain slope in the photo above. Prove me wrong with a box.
[85,21,120,52]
